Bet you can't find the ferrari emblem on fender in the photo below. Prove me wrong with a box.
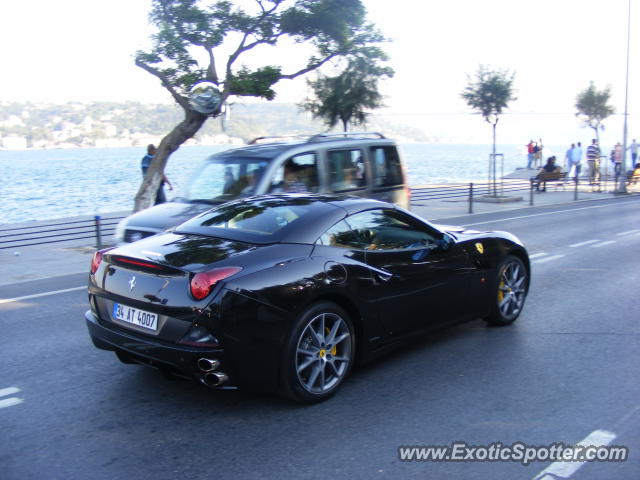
[475,243,484,254]
[129,276,136,292]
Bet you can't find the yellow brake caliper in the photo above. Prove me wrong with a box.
[326,327,337,355]
[498,280,505,302]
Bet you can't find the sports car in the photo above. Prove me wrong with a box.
[85,194,530,403]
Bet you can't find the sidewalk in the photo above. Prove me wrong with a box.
[0,189,633,288]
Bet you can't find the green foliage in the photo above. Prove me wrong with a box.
[137,0,383,108]
[227,66,283,99]
[461,65,516,125]
[575,82,614,132]
[301,52,393,131]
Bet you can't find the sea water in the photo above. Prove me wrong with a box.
[0,143,549,224]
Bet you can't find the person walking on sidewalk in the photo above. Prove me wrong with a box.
[586,139,600,184]
[613,142,623,176]
[527,140,535,169]
[141,144,173,205]
[565,143,575,174]
[628,139,638,168]
[534,138,544,167]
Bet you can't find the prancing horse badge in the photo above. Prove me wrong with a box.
[475,243,484,254]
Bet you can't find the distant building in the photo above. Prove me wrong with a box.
[1,136,28,149]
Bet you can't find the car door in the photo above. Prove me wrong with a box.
[344,209,474,338]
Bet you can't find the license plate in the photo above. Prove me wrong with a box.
[112,303,158,332]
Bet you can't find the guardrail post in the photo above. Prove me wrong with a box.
[529,180,534,206]
[468,182,474,214]
[94,215,102,250]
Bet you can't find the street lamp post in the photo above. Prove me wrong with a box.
[618,0,631,193]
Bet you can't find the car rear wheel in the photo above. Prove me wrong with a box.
[485,255,528,326]
[282,302,355,404]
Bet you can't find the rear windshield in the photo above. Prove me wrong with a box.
[176,196,318,240]
[184,157,270,203]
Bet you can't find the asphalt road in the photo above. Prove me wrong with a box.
[1,197,639,480]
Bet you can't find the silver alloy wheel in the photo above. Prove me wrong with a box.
[295,312,352,394]
[498,258,527,320]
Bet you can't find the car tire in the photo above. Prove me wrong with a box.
[281,301,355,404]
[485,255,528,326]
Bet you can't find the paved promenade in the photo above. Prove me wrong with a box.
[0,188,634,288]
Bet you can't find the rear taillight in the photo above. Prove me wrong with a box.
[90,247,114,274]
[190,267,242,300]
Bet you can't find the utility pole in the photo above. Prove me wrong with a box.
[618,0,631,193]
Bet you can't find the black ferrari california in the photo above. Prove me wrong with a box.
[85,194,530,403]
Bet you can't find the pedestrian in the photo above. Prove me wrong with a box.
[586,139,600,184]
[628,139,638,168]
[526,140,535,169]
[141,144,173,205]
[613,142,623,176]
[534,138,544,167]
[572,141,583,180]
[565,143,575,176]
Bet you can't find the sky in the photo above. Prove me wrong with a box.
[0,0,637,145]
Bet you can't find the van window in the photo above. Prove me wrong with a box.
[269,153,319,193]
[327,149,367,191]
[371,146,403,187]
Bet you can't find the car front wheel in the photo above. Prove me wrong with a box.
[485,255,528,326]
[282,302,355,404]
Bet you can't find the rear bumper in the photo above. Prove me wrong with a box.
[84,310,233,387]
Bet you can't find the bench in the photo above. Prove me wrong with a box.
[530,169,569,191]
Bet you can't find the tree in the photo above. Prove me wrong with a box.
[134,0,385,211]
[300,51,393,132]
[575,82,615,147]
[461,65,516,196]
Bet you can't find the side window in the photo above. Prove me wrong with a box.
[269,153,318,193]
[371,146,404,187]
[327,149,367,192]
[317,220,366,249]
[345,209,440,250]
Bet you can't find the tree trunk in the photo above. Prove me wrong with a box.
[133,109,208,212]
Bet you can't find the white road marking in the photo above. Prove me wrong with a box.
[528,253,548,259]
[0,286,85,305]
[617,229,640,236]
[532,429,617,480]
[590,240,617,248]
[532,254,565,264]
[0,397,23,409]
[0,387,23,409]
[463,201,639,227]
[0,387,20,397]
[569,239,601,248]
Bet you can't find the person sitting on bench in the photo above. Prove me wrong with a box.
[533,156,561,192]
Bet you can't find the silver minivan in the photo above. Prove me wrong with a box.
[115,132,410,243]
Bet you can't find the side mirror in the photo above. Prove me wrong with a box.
[437,233,454,250]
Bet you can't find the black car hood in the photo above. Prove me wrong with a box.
[435,223,522,246]
[123,201,215,233]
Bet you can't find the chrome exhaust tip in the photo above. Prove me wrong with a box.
[197,358,220,373]
[202,371,229,387]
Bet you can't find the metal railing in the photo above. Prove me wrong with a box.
[411,179,532,213]
[0,215,125,250]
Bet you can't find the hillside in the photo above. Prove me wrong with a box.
[0,101,430,149]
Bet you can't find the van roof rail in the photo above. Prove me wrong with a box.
[306,132,386,143]
[248,134,311,145]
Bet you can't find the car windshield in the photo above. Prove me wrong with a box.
[184,157,270,203]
